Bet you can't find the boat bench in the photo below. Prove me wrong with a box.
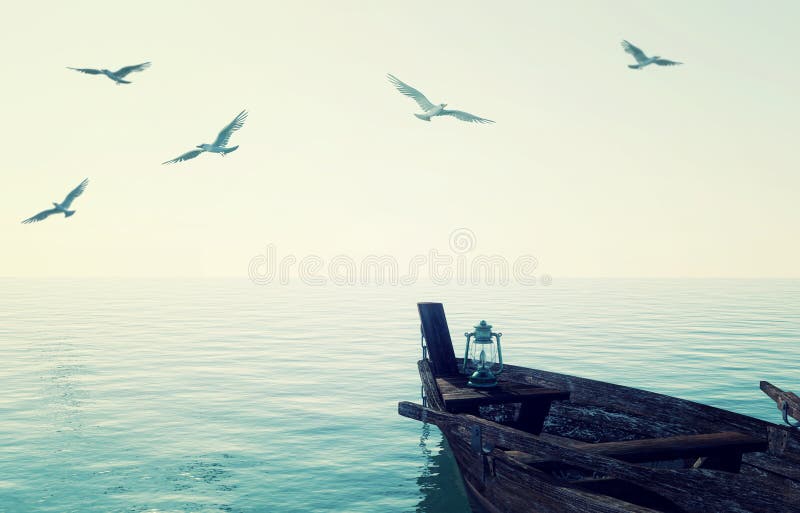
[509,430,767,472]
[436,374,571,435]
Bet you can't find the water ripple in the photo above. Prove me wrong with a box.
[0,278,798,512]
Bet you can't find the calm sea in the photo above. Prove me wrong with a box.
[1,279,798,512]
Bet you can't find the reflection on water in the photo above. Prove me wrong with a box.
[416,423,478,513]
[40,341,89,508]
[45,364,86,432]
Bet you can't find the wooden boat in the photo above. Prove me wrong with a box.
[398,303,800,513]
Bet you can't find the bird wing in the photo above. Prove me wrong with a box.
[60,178,89,209]
[162,149,204,165]
[439,109,494,124]
[113,62,151,77]
[654,59,682,66]
[387,74,435,111]
[621,40,648,63]
[22,208,59,224]
[212,110,248,147]
[68,67,103,75]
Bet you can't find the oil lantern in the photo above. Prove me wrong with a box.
[463,320,503,388]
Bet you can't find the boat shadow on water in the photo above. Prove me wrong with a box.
[416,421,488,513]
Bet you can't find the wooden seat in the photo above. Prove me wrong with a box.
[437,374,571,434]
[509,431,767,472]
[437,375,570,412]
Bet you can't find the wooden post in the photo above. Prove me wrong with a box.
[515,399,556,435]
[418,302,459,377]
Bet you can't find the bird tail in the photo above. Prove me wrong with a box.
[414,113,431,121]
[628,64,641,69]
[116,78,132,84]
[221,145,239,154]
[64,210,76,218]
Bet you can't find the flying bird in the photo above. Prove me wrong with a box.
[22,179,89,224]
[68,62,151,84]
[621,41,682,69]
[387,74,494,124]
[162,110,249,165]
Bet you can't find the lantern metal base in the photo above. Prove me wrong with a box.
[467,369,499,388]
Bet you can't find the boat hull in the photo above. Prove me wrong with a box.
[405,359,800,513]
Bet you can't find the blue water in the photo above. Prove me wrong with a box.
[1,279,799,512]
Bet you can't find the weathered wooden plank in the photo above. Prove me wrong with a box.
[506,431,765,465]
[435,373,569,434]
[761,381,800,423]
[485,455,668,513]
[418,359,444,411]
[766,425,792,458]
[399,401,800,513]
[544,400,689,442]
[743,451,800,482]
[452,433,663,513]
[568,477,684,512]
[418,302,459,377]
[493,361,800,458]
[582,432,764,464]
[437,375,570,409]
[740,456,800,496]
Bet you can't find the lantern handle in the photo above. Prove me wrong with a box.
[493,332,503,375]
[463,332,473,374]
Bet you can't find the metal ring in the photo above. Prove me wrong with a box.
[782,402,800,428]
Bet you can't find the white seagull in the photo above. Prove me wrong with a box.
[68,62,151,84]
[22,179,89,224]
[621,41,682,69]
[162,110,249,165]
[387,74,494,124]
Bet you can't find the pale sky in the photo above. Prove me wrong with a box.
[1,1,798,278]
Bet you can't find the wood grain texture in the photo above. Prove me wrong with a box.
[436,370,569,434]
[489,361,800,455]
[761,381,800,423]
[417,302,459,377]
[437,375,570,410]
[508,431,765,465]
[404,309,800,512]
[498,363,800,480]
[417,358,445,411]
[399,401,800,513]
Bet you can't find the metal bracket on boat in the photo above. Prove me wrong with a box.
[470,425,497,480]
[471,425,482,453]
[470,425,496,454]
[420,323,427,360]
[782,402,800,428]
